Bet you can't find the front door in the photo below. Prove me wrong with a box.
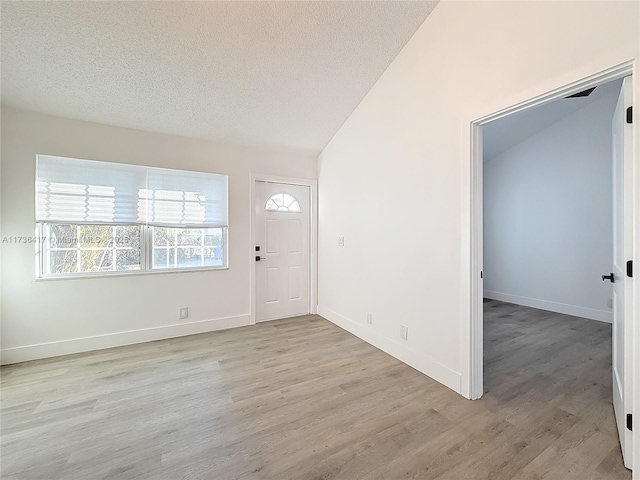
[255,181,310,322]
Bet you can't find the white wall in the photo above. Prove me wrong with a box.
[317,1,640,397]
[483,91,618,323]
[0,107,316,364]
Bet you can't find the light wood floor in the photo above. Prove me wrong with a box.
[0,302,630,479]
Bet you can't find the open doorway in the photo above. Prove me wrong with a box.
[470,64,635,473]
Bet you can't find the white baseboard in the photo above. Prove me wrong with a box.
[317,305,462,395]
[483,291,612,323]
[0,314,251,365]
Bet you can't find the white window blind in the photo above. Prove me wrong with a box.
[36,156,144,224]
[36,155,228,228]
[140,167,228,228]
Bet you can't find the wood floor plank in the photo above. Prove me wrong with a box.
[0,305,630,479]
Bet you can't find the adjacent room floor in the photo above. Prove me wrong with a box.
[0,303,630,479]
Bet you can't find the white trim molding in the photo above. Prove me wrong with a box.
[0,314,251,365]
[318,305,462,395]
[484,291,612,324]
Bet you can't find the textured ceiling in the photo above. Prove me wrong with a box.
[1,1,438,155]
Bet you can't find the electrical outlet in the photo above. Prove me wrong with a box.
[607,298,613,309]
[400,324,408,341]
[338,237,345,247]
[180,307,189,319]
[367,313,373,325]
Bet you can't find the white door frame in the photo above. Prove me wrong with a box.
[470,61,639,472]
[250,173,318,324]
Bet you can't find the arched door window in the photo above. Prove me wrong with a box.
[265,193,301,213]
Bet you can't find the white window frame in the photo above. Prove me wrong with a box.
[36,155,229,280]
[264,192,302,213]
[145,225,228,273]
[37,223,228,279]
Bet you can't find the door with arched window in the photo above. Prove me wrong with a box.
[254,181,310,321]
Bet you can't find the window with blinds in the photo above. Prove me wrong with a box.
[35,154,228,277]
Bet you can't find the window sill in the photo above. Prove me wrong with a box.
[36,265,229,281]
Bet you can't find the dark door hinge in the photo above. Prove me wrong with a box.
[627,413,632,431]
[627,106,633,124]
[628,260,633,278]
[480,270,483,279]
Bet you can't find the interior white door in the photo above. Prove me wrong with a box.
[255,181,310,322]
[611,75,633,470]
